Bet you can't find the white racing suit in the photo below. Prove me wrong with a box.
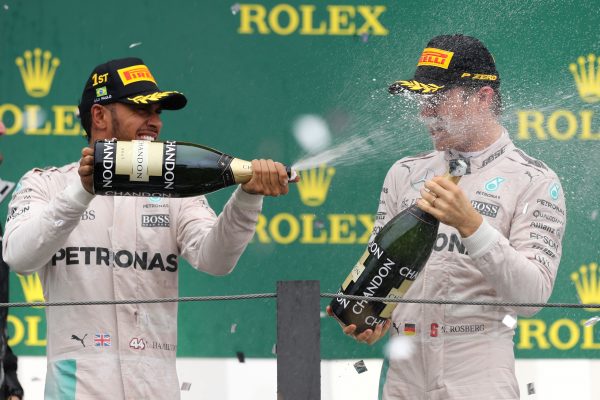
[3,162,265,399]
[376,131,566,400]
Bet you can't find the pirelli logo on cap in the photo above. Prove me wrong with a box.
[418,48,454,69]
[117,64,156,86]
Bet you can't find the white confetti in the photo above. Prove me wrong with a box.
[230,323,237,333]
[584,316,600,327]
[591,210,598,221]
[230,3,241,14]
[181,382,192,391]
[383,335,415,361]
[3,4,8,10]
[128,42,142,49]
[522,202,529,214]
[271,343,277,355]
[502,314,517,329]
[54,220,64,227]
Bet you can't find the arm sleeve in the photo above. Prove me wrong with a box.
[2,171,94,275]
[462,176,566,316]
[177,186,264,276]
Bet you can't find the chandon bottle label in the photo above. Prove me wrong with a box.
[335,240,420,322]
[95,139,177,196]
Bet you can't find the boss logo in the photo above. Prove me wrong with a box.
[470,200,499,218]
[141,214,170,227]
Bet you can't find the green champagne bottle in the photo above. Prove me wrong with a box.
[329,160,467,333]
[93,139,296,197]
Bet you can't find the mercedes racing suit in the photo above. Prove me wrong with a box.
[3,162,265,400]
[376,131,566,400]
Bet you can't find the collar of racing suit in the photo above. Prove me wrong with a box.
[444,127,513,172]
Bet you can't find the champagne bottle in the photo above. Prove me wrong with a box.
[329,159,467,334]
[93,139,297,197]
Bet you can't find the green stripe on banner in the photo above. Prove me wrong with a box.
[378,357,389,400]
[45,359,77,400]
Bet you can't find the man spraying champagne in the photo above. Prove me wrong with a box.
[329,34,566,400]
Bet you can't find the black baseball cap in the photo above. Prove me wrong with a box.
[78,57,187,115]
[388,34,500,95]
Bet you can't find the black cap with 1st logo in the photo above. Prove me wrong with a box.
[388,34,500,95]
[78,57,187,116]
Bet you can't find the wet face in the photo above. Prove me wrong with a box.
[94,102,163,142]
[419,86,486,151]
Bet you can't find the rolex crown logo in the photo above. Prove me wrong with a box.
[15,48,61,98]
[569,54,600,103]
[17,273,46,308]
[571,262,600,311]
[297,164,335,207]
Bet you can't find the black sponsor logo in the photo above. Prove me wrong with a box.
[6,205,30,222]
[536,199,565,216]
[381,187,388,194]
[433,233,468,255]
[141,214,170,227]
[480,146,506,168]
[372,226,382,235]
[51,247,178,272]
[530,232,559,251]
[532,209,563,224]
[534,254,551,268]
[81,210,96,221]
[475,190,500,200]
[375,212,386,221]
[71,334,87,348]
[530,221,555,234]
[400,197,418,210]
[470,200,499,218]
[532,243,556,258]
[392,322,401,335]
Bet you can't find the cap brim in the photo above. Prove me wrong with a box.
[120,90,187,110]
[388,79,446,95]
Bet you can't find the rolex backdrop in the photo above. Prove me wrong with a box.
[1,1,599,360]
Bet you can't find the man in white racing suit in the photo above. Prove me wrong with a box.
[2,57,292,399]
[328,34,566,399]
